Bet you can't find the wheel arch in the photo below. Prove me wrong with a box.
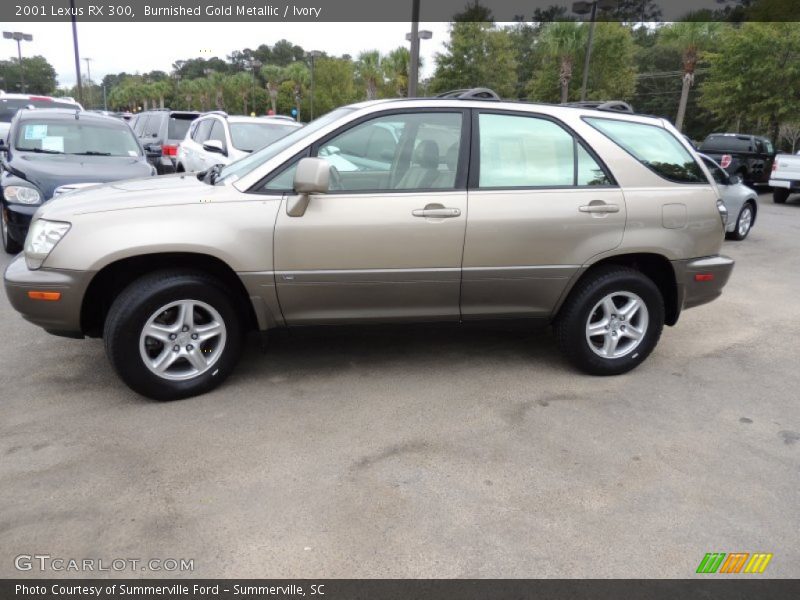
[80,252,259,337]
[556,252,680,326]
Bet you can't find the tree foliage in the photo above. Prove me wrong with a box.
[0,55,57,94]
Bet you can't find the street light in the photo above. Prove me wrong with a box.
[572,0,617,102]
[406,2,432,100]
[308,50,322,120]
[3,31,33,93]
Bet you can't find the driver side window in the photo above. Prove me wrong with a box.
[317,112,464,192]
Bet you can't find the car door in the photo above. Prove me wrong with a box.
[271,110,469,325]
[186,118,213,171]
[461,110,626,319]
[201,119,229,170]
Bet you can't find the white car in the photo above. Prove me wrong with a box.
[177,113,301,172]
[699,153,758,241]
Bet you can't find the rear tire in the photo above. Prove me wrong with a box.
[773,189,789,204]
[554,266,664,376]
[1,210,22,254]
[104,270,243,400]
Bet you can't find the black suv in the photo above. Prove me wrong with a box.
[130,109,199,174]
[698,133,776,187]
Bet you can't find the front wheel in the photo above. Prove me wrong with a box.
[1,210,22,254]
[104,270,243,400]
[554,266,665,376]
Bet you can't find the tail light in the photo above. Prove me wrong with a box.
[161,144,178,157]
[720,154,732,169]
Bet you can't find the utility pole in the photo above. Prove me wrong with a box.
[70,0,83,105]
[309,50,321,120]
[83,57,93,108]
[408,0,420,97]
[2,31,33,93]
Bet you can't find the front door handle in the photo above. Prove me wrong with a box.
[412,204,461,218]
[579,203,619,214]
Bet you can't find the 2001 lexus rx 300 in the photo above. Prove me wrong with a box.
[4,94,734,399]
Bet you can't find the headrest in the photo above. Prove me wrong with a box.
[414,140,439,169]
[444,143,459,170]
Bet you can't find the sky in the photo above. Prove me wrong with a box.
[7,22,452,89]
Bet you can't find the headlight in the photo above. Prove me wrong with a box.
[716,199,728,227]
[4,185,42,205]
[24,219,71,270]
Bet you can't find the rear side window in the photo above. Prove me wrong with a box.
[586,117,705,184]
[477,113,611,188]
[142,114,162,139]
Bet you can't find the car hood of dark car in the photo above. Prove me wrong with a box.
[5,152,154,201]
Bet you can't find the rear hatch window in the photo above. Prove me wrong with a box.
[167,114,198,140]
[699,136,753,153]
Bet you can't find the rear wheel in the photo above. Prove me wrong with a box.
[1,210,23,254]
[104,270,243,400]
[727,202,754,241]
[773,189,789,204]
[554,266,664,376]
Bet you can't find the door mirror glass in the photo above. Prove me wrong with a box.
[728,174,741,185]
[203,139,226,155]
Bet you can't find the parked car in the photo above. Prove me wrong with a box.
[768,151,800,204]
[177,112,301,172]
[699,154,758,240]
[4,93,733,400]
[697,133,776,187]
[0,92,83,143]
[130,109,199,174]
[1,108,155,253]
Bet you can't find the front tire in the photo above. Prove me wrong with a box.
[104,270,243,400]
[726,202,754,241]
[1,210,22,254]
[773,189,789,204]
[554,266,665,376]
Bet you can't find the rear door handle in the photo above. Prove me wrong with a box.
[579,203,619,214]
[412,206,461,218]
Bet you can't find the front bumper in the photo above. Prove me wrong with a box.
[673,255,735,312]
[3,254,94,338]
[2,202,38,245]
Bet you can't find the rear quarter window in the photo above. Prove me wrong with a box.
[586,117,706,184]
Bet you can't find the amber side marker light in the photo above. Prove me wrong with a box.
[27,291,61,301]
[695,274,714,282]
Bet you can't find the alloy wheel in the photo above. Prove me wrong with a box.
[585,291,649,359]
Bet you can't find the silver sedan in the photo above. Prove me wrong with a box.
[700,153,758,241]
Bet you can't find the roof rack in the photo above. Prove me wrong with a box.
[435,88,501,101]
[562,100,634,114]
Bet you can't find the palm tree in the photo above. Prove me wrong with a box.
[382,47,411,97]
[660,22,721,132]
[152,80,171,109]
[539,22,586,104]
[356,50,382,100]
[261,64,284,114]
[226,72,253,114]
[283,62,309,120]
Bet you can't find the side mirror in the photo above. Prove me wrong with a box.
[203,139,227,156]
[728,174,741,185]
[287,157,330,217]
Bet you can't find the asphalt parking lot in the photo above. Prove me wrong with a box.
[1,191,798,579]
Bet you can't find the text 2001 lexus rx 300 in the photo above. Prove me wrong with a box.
[4,95,734,399]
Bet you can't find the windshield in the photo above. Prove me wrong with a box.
[216,108,353,184]
[15,119,142,156]
[229,122,298,152]
[1,99,80,123]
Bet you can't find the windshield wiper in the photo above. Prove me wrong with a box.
[27,147,64,154]
[72,151,111,156]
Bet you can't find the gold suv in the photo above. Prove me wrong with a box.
[4,95,734,399]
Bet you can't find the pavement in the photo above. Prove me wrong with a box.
[1,191,798,578]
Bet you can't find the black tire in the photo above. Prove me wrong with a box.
[1,210,22,254]
[726,202,754,241]
[554,266,665,376]
[773,189,789,204]
[104,270,243,400]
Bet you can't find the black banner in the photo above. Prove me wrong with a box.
[2,0,799,23]
[3,579,800,600]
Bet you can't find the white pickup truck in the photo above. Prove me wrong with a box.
[769,153,800,203]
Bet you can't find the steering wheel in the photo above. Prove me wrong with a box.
[328,165,343,191]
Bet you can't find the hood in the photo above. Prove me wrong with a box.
[6,152,154,201]
[37,172,225,221]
